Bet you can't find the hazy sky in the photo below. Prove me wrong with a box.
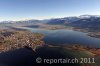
[0,0,100,21]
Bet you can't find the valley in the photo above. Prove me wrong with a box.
[0,15,100,66]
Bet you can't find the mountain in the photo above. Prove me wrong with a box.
[0,19,43,29]
[47,18,68,25]
[0,15,100,30]
[68,16,100,30]
[0,19,42,24]
[63,17,80,22]
[47,17,80,25]
[47,15,99,25]
[79,15,100,19]
[46,15,100,31]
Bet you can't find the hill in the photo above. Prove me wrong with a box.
[0,30,44,52]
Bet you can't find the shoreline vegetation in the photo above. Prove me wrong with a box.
[0,30,44,53]
[0,29,99,52]
[21,23,100,38]
[37,45,100,66]
[69,27,100,39]
[0,29,99,55]
[0,29,99,66]
[45,44,100,56]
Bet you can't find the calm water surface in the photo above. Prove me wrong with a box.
[18,27,100,48]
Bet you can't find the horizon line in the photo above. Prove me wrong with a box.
[0,14,100,22]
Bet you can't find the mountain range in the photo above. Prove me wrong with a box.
[47,15,100,30]
[0,15,100,30]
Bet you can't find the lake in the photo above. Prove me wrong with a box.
[17,27,100,48]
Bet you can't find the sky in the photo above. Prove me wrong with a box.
[0,0,100,21]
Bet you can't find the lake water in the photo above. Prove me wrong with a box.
[18,27,100,48]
